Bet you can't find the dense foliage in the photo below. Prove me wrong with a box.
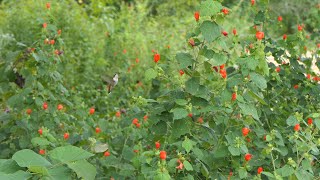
[0,0,319,179]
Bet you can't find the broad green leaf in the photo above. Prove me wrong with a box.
[200,0,222,16]
[286,116,298,126]
[183,161,193,171]
[154,171,171,180]
[313,118,320,129]
[29,166,49,175]
[250,72,267,90]
[171,108,188,120]
[295,168,313,180]
[175,99,188,106]
[31,137,51,147]
[67,160,96,180]
[238,167,247,179]
[247,90,267,105]
[262,172,275,178]
[92,143,109,153]
[207,53,227,66]
[0,159,20,174]
[145,68,157,81]
[228,146,240,156]
[238,103,259,120]
[176,53,194,69]
[182,137,194,153]
[276,165,294,177]
[185,77,199,94]
[12,149,52,167]
[200,21,220,42]
[0,170,31,180]
[201,163,209,178]
[46,166,71,180]
[49,145,94,164]
[171,119,191,139]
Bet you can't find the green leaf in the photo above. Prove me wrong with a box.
[182,137,194,153]
[262,172,275,178]
[238,103,259,120]
[238,167,247,179]
[145,68,157,81]
[250,72,267,90]
[176,53,194,69]
[0,159,21,174]
[183,161,193,171]
[200,0,222,16]
[12,149,52,167]
[175,99,188,106]
[171,108,188,120]
[286,116,298,126]
[31,137,51,147]
[247,90,267,105]
[67,160,96,180]
[185,77,199,94]
[49,145,94,164]
[207,53,227,66]
[46,166,71,180]
[171,119,191,139]
[228,146,240,156]
[276,165,294,177]
[29,166,49,175]
[200,21,220,42]
[313,118,320,129]
[154,171,171,180]
[0,170,31,180]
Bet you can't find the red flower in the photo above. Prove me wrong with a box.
[242,127,250,136]
[244,153,252,161]
[220,64,225,69]
[43,102,48,110]
[38,129,43,135]
[95,127,101,133]
[57,29,62,35]
[232,93,237,101]
[57,104,63,110]
[132,118,139,125]
[256,31,265,40]
[133,150,139,153]
[307,118,313,125]
[317,43,320,48]
[197,117,203,124]
[64,133,69,140]
[104,151,110,157]
[276,67,281,73]
[194,11,200,21]
[233,28,237,36]
[221,8,229,15]
[220,69,227,79]
[298,25,303,31]
[143,115,148,121]
[155,141,161,149]
[179,70,185,76]
[50,39,55,45]
[89,108,95,115]
[293,85,299,89]
[154,53,160,63]
[43,23,47,28]
[189,39,195,47]
[159,151,167,160]
[257,167,263,174]
[135,123,141,128]
[115,111,121,117]
[251,0,255,6]
[188,113,193,117]
[283,34,287,40]
[26,108,32,115]
[277,16,283,22]
[294,124,300,131]
[176,160,184,170]
[306,74,311,79]
[39,149,45,155]
[135,58,139,63]
[222,31,228,36]
[46,3,51,9]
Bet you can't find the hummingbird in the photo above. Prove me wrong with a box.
[102,73,119,93]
